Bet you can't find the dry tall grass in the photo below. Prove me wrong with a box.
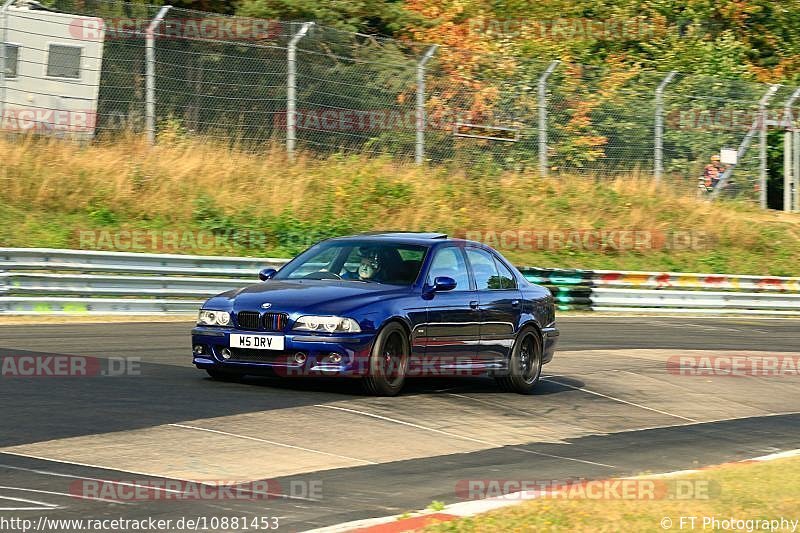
[1,135,798,274]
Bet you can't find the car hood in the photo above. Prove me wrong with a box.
[207,279,412,315]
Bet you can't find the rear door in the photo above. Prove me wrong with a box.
[465,247,522,364]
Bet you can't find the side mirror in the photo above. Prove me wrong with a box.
[432,276,457,292]
[259,268,277,281]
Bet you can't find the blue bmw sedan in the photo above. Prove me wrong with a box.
[191,233,558,396]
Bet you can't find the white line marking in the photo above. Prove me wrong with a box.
[446,392,529,411]
[0,484,126,504]
[0,464,288,502]
[595,410,798,436]
[542,378,698,422]
[0,464,189,493]
[749,449,800,461]
[314,404,615,469]
[0,457,315,503]
[0,451,210,482]
[645,320,745,333]
[168,423,377,466]
[615,370,775,415]
[0,494,60,511]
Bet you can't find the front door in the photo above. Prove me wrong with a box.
[419,246,479,373]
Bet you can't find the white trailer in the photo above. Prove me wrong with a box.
[1,1,105,137]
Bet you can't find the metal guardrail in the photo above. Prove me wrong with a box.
[592,288,800,313]
[0,297,205,314]
[0,248,288,276]
[0,273,252,297]
[0,248,287,314]
[521,267,800,292]
[518,267,800,314]
[1,249,798,315]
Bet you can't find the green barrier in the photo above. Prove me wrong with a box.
[519,267,594,286]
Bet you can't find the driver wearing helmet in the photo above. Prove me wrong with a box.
[343,247,384,281]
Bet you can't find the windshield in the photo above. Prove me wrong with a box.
[274,241,429,285]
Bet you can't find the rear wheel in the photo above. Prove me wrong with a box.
[496,329,542,394]
[362,322,409,396]
[206,369,243,382]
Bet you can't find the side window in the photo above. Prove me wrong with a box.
[465,248,499,290]
[493,256,518,289]
[47,44,82,79]
[3,44,19,78]
[427,247,469,291]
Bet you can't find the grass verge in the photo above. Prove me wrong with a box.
[1,135,798,275]
[424,456,800,532]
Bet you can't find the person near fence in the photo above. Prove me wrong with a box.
[703,154,723,191]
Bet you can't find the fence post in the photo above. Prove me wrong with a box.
[286,22,314,162]
[654,71,677,182]
[712,84,780,200]
[538,60,560,177]
[785,126,793,212]
[759,84,780,209]
[145,5,171,145]
[783,88,800,212]
[795,128,800,212]
[0,0,16,130]
[415,45,437,165]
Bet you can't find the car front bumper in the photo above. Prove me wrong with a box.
[191,327,376,377]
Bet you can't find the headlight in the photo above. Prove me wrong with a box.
[197,309,231,326]
[293,315,361,333]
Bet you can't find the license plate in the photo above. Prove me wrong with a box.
[230,334,285,350]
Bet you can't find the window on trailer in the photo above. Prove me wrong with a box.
[3,44,19,78]
[46,44,82,79]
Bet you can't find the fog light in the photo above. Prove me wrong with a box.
[294,352,307,365]
[193,345,205,355]
[328,353,343,364]
[221,348,232,360]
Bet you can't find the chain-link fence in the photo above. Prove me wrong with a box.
[2,0,800,209]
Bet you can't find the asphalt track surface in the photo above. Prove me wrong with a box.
[0,317,798,531]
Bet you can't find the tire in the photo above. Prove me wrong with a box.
[206,368,243,382]
[496,328,542,394]
[362,322,409,396]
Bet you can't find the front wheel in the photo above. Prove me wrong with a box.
[496,329,542,394]
[362,322,409,396]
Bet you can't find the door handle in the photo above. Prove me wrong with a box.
[511,300,520,307]
[469,300,479,309]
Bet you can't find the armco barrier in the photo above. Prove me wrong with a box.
[0,248,287,277]
[0,249,798,315]
[521,267,800,292]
